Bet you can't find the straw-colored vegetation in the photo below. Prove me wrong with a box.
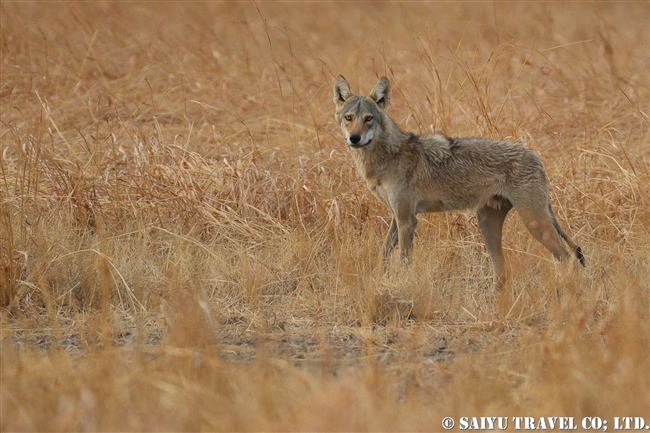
[1,2,648,430]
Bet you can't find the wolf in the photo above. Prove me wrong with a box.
[333,75,584,287]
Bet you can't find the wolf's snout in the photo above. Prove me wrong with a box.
[349,134,362,145]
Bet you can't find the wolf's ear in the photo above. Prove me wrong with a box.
[369,76,390,109]
[333,75,353,106]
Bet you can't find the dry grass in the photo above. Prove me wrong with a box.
[1,2,648,431]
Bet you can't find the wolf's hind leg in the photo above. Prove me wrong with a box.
[477,202,512,288]
[517,205,571,262]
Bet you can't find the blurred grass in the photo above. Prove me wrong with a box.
[1,2,648,431]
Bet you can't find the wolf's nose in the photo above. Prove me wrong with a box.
[349,134,361,144]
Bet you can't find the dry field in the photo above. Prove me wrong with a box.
[1,2,648,431]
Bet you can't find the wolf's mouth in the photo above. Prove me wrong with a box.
[350,139,371,148]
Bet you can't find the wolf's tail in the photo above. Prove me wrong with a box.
[549,205,585,267]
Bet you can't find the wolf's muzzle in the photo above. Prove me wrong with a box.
[348,134,372,148]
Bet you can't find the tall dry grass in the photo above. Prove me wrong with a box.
[1,2,648,431]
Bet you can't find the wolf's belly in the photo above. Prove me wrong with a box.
[416,198,455,213]
[416,191,509,214]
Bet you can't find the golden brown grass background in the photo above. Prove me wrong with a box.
[1,2,648,430]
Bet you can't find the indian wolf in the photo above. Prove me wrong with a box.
[333,75,584,287]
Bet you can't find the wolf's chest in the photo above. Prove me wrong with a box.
[368,182,390,208]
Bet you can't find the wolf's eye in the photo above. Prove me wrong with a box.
[344,115,353,122]
[365,115,374,122]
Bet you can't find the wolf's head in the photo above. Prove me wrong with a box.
[333,75,390,148]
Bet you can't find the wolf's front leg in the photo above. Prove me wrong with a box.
[396,214,418,263]
[383,217,399,261]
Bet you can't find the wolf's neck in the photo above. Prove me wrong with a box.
[351,118,409,181]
